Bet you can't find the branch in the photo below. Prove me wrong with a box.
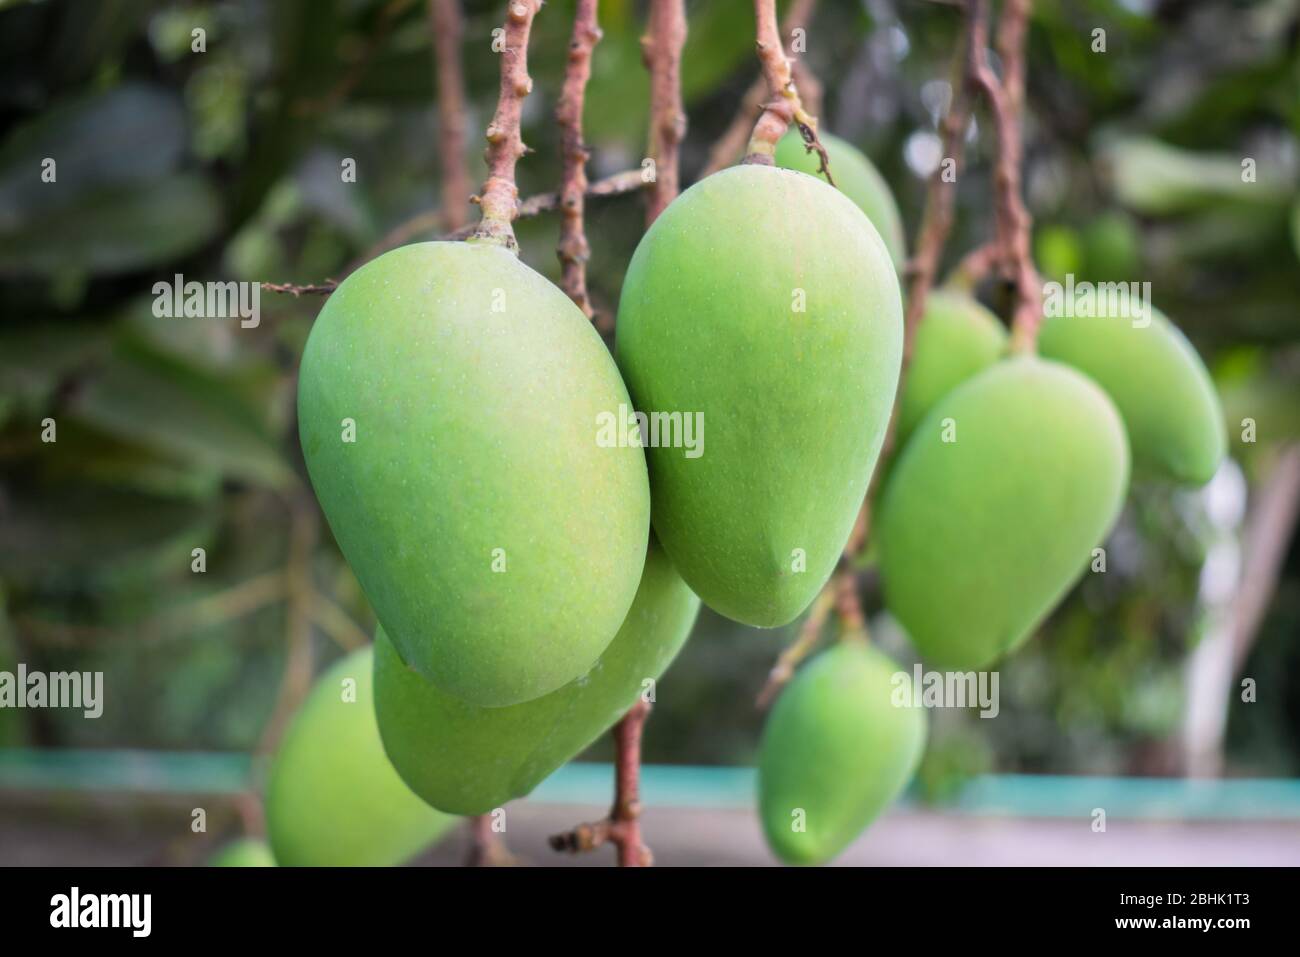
[465,814,518,867]
[701,0,818,178]
[260,281,340,297]
[294,0,416,116]
[969,0,1040,352]
[263,170,649,298]
[756,583,834,709]
[471,0,541,251]
[430,0,472,231]
[550,698,653,866]
[1231,444,1300,673]
[255,498,319,758]
[743,0,830,184]
[642,0,688,225]
[556,0,602,319]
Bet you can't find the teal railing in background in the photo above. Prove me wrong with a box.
[3,749,1300,820]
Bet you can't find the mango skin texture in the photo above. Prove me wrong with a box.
[878,357,1129,669]
[616,166,903,627]
[758,642,925,866]
[375,539,700,815]
[1038,304,1225,485]
[207,838,276,867]
[266,648,457,867]
[774,131,907,269]
[897,291,1007,445]
[298,241,650,706]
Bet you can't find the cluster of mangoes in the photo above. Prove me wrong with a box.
[279,124,1223,867]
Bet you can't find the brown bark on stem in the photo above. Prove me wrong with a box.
[264,171,650,299]
[465,813,517,867]
[555,0,602,319]
[701,0,819,178]
[430,0,472,231]
[549,698,654,866]
[743,0,830,183]
[642,0,688,226]
[969,0,1040,352]
[470,0,541,251]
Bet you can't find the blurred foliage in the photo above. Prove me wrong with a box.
[0,0,1297,799]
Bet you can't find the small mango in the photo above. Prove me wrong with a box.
[266,648,457,866]
[207,838,276,867]
[298,241,650,706]
[896,291,1006,445]
[375,538,700,815]
[616,165,903,627]
[1038,303,1225,484]
[774,130,907,269]
[758,641,925,866]
[878,357,1129,669]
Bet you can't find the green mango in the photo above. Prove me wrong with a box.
[207,838,276,867]
[878,357,1129,669]
[616,165,903,627]
[897,291,1006,445]
[266,648,457,866]
[298,241,650,706]
[375,538,700,815]
[775,130,907,268]
[1038,304,1225,484]
[1081,211,1141,282]
[758,641,925,866]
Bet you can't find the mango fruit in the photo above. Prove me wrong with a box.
[775,130,907,269]
[616,165,903,627]
[298,241,650,706]
[878,357,1129,669]
[375,537,700,815]
[758,641,925,866]
[207,838,276,867]
[1038,304,1225,485]
[896,291,1006,445]
[266,648,457,866]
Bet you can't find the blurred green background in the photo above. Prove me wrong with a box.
[0,0,1298,862]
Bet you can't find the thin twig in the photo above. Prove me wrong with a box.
[294,0,416,115]
[701,0,818,178]
[307,592,370,652]
[264,170,649,297]
[16,571,288,648]
[642,0,688,225]
[471,0,541,251]
[260,281,339,297]
[465,814,518,867]
[255,499,318,757]
[430,0,472,231]
[756,584,835,709]
[969,0,1040,351]
[743,0,830,183]
[556,0,602,318]
[549,698,653,866]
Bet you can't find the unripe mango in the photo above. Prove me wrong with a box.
[1038,304,1225,485]
[207,838,276,867]
[896,291,1006,445]
[775,130,907,269]
[266,648,456,866]
[616,165,903,627]
[878,357,1129,669]
[375,538,699,815]
[298,241,650,706]
[758,641,925,866]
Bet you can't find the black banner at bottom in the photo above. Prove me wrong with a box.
[0,866,1282,942]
